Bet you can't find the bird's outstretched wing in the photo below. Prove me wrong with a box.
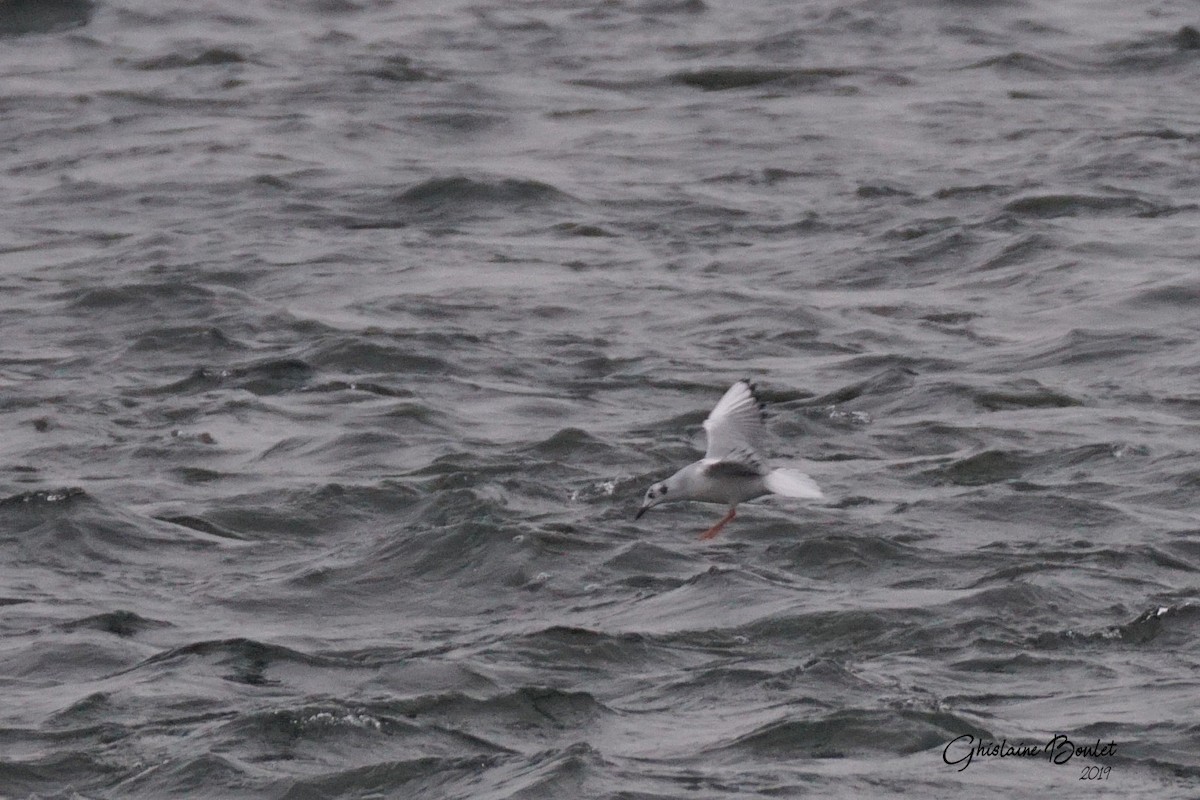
[702,379,769,472]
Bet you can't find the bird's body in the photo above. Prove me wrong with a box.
[664,460,768,506]
[636,379,823,539]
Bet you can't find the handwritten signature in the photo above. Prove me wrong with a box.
[943,734,1117,772]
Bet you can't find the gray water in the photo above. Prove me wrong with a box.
[2,0,1199,797]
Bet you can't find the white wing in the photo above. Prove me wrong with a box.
[702,380,769,466]
[764,468,823,499]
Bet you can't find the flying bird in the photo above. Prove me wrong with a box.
[635,379,823,540]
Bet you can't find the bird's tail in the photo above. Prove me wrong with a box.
[764,468,824,500]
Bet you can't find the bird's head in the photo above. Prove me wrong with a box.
[635,479,672,520]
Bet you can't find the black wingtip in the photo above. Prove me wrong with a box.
[743,378,766,415]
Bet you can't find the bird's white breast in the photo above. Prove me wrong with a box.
[682,461,768,505]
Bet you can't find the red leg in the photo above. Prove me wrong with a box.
[699,507,737,540]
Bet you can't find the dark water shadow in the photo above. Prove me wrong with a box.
[0,0,93,37]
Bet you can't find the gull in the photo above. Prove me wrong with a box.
[635,379,823,540]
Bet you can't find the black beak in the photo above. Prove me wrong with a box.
[635,505,648,521]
